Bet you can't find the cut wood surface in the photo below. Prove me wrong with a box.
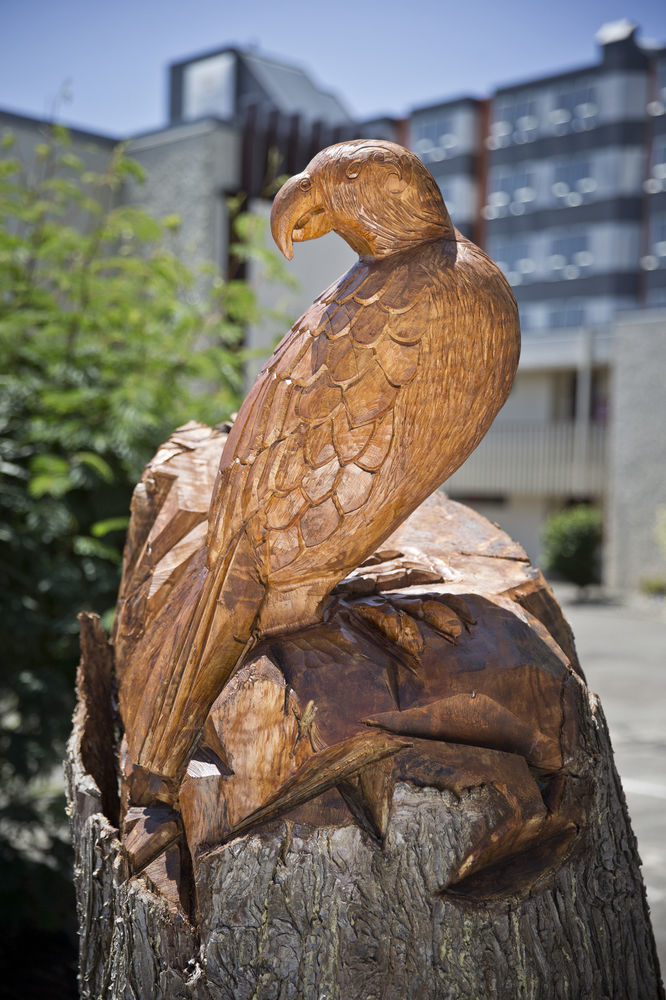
[114,141,522,787]
[67,421,664,999]
[68,140,660,998]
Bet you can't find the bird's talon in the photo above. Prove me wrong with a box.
[352,598,425,658]
[352,593,476,656]
[392,595,475,644]
[441,595,476,628]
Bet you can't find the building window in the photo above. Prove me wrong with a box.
[411,116,458,162]
[182,52,236,121]
[644,136,666,193]
[551,156,596,206]
[548,231,593,278]
[549,80,598,132]
[489,94,539,147]
[435,177,459,221]
[654,213,666,248]
[548,301,586,329]
[484,165,537,218]
[590,369,609,424]
[652,135,666,172]
[517,305,541,333]
[487,237,535,285]
[658,60,666,101]
[647,60,666,117]
[641,213,666,270]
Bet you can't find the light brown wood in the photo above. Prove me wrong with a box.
[101,141,666,990]
[115,140,521,809]
[67,463,664,998]
[113,417,587,890]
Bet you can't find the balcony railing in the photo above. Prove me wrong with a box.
[445,421,607,497]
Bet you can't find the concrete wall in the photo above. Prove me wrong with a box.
[496,371,561,423]
[0,112,119,233]
[0,113,115,174]
[608,307,666,591]
[0,114,241,298]
[245,197,356,380]
[126,119,240,299]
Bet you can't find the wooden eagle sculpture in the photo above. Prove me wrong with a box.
[118,139,521,815]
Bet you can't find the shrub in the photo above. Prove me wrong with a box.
[0,124,284,945]
[542,505,603,589]
[639,577,666,597]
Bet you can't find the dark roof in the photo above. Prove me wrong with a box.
[170,45,352,126]
[240,50,352,124]
[494,64,601,97]
[0,108,118,145]
[495,22,652,96]
[410,96,482,117]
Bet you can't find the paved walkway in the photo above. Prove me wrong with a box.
[553,587,666,976]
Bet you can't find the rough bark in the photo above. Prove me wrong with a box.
[66,424,664,999]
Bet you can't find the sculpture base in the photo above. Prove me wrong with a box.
[67,568,663,999]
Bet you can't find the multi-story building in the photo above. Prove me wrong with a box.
[409,98,485,244]
[485,20,648,333]
[644,47,666,307]
[412,21,666,569]
[2,21,664,585]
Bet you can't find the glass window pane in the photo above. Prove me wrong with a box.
[183,52,236,121]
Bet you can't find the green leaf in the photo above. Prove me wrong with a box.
[59,152,83,173]
[114,156,146,184]
[0,459,28,479]
[542,506,602,588]
[104,205,162,243]
[0,157,20,180]
[72,535,122,564]
[73,451,114,483]
[0,128,294,936]
[90,516,129,538]
[101,606,117,631]
[28,472,72,499]
[51,124,71,147]
[27,454,73,498]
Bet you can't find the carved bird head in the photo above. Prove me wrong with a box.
[271,140,455,261]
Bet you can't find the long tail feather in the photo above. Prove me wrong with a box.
[121,531,265,781]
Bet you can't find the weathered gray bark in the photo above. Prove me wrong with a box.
[67,614,206,1000]
[67,589,664,999]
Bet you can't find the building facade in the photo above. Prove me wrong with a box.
[407,22,665,570]
[2,21,664,583]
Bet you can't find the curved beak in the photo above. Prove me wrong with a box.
[270,172,332,260]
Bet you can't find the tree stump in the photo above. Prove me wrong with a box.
[66,423,664,999]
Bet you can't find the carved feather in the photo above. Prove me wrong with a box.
[229,731,410,838]
[117,139,520,793]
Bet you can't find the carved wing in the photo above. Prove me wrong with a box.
[206,255,434,581]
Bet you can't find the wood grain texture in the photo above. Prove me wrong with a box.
[66,616,205,1000]
[116,140,521,785]
[67,482,664,997]
[65,141,662,994]
[113,419,587,887]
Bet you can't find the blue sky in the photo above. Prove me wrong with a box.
[2,0,666,137]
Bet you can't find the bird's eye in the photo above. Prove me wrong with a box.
[299,177,312,192]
